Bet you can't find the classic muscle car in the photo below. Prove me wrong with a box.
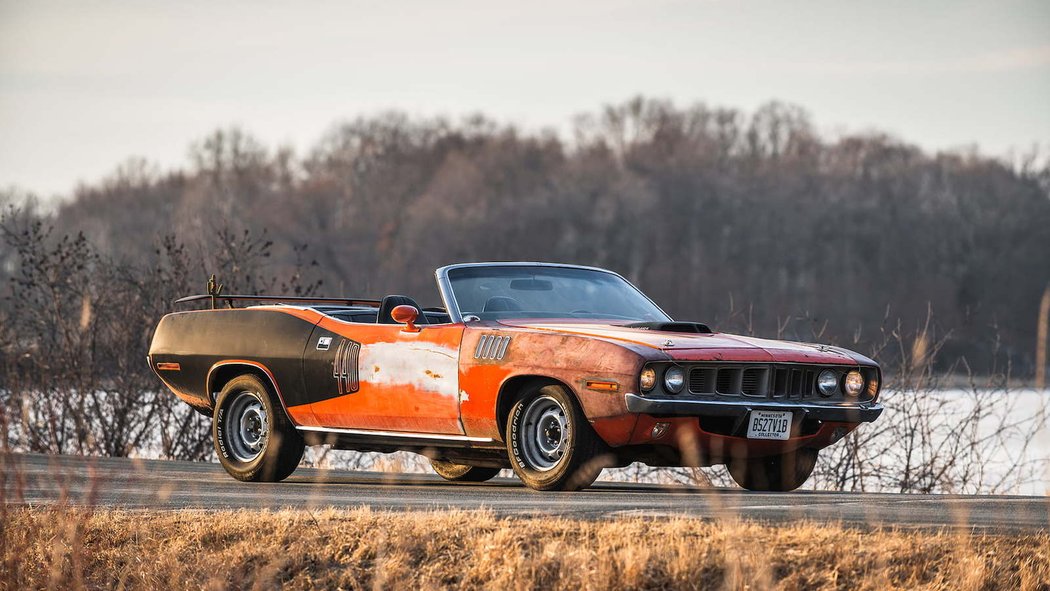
[149,262,883,491]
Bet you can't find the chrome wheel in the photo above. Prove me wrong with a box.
[224,390,268,462]
[518,394,569,471]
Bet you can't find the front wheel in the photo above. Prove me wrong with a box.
[430,459,501,483]
[728,448,818,492]
[213,374,304,482]
[505,384,605,491]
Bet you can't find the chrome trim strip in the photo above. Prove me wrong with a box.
[624,392,883,422]
[295,425,495,443]
[435,269,463,324]
[624,393,881,412]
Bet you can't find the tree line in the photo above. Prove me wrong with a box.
[1,97,1048,461]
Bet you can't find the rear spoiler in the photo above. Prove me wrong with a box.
[174,294,382,309]
[172,275,382,310]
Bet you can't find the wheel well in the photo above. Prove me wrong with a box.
[208,363,277,405]
[495,375,575,437]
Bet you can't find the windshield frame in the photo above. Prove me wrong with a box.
[434,262,672,324]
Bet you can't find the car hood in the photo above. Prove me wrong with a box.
[497,319,859,364]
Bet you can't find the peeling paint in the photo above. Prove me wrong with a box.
[359,341,458,398]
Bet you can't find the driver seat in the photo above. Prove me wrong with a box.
[377,295,429,325]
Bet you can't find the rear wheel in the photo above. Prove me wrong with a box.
[213,374,304,482]
[430,459,501,482]
[505,384,605,491]
[728,448,818,492]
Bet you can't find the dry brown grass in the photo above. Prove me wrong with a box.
[1,508,1048,591]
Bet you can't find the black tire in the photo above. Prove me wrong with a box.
[505,384,605,491]
[430,459,502,483]
[728,448,818,492]
[213,374,304,482]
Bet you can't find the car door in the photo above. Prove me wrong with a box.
[303,319,466,434]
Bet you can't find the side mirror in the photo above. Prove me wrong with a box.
[390,305,421,332]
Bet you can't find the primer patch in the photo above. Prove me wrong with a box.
[358,341,458,398]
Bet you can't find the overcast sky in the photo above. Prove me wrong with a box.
[1,0,1048,198]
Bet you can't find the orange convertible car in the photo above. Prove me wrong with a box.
[149,262,883,491]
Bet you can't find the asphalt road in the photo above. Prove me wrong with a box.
[3,453,1047,532]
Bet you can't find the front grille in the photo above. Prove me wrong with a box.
[687,364,822,399]
[688,368,715,393]
[715,369,737,394]
[741,368,767,395]
[771,367,815,398]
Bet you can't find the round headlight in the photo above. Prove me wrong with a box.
[844,370,864,396]
[664,366,685,394]
[817,370,839,397]
[640,367,656,392]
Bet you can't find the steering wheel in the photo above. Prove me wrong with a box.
[483,296,524,313]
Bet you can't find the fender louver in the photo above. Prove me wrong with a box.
[333,339,361,395]
[474,334,511,360]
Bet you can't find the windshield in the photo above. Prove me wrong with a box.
[446,265,670,322]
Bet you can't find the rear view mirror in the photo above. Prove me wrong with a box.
[509,278,553,291]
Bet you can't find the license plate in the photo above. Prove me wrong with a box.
[746,410,793,440]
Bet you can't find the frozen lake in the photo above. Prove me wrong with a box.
[872,388,1050,495]
[598,387,1050,495]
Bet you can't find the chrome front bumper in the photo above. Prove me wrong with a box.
[624,393,883,423]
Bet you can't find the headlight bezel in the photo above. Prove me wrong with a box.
[663,366,686,394]
[817,369,839,397]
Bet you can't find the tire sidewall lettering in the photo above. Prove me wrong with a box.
[215,407,230,459]
[510,403,527,470]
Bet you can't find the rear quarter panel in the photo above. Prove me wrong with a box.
[148,308,319,424]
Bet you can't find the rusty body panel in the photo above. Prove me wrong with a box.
[149,262,883,474]
[302,318,465,434]
[457,323,657,442]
